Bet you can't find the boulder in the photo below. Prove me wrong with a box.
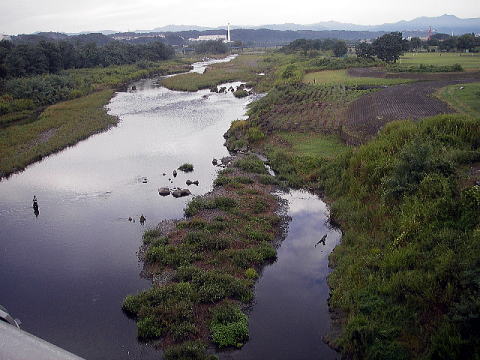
[186,180,192,186]
[212,158,218,165]
[172,189,191,198]
[158,187,170,196]
[173,170,177,177]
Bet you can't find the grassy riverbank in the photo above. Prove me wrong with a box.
[161,54,274,92]
[0,90,116,176]
[223,52,480,358]
[123,155,285,358]
[436,82,480,118]
[0,60,191,178]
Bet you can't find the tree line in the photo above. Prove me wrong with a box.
[0,40,175,79]
[357,32,480,63]
[281,38,349,57]
[407,33,480,52]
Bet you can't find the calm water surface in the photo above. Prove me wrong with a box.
[223,191,340,360]
[0,58,249,359]
[0,56,340,360]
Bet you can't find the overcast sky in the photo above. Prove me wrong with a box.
[1,0,479,35]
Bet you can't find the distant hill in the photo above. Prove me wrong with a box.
[12,32,114,45]
[150,14,480,35]
[147,25,216,33]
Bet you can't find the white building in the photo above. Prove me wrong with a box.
[189,23,232,43]
[189,34,227,42]
[0,34,11,41]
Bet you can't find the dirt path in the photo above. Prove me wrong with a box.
[343,69,480,144]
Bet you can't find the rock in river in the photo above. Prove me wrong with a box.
[158,187,170,196]
[172,189,191,198]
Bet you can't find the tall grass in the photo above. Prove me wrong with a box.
[316,115,480,359]
[0,90,116,177]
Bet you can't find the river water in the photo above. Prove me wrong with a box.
[0,57,339,359]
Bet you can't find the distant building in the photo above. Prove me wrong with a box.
[189,34,227,42]
[0,34,11,41]
[189,23,232,43]
[111,33,165,41]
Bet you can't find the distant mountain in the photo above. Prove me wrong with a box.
[149,15,480,35]
[147,25,216,33]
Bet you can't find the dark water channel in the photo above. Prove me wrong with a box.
[222,191,340,360]
[0,56,340,359]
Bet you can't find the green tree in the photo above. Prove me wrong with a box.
[333,41,348,57]
[355,42,375,59]
[194,40,229,54]
[409,37,422,51]
[457,34,477,52]
[372,32,406,63]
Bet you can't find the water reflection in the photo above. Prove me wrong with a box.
[0,59,251,359]
[223,190,340,360]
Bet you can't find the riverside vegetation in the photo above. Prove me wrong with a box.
[222,44,480,359]
[0,39,194,178]
[123,155,284,358]
[4,31,479,358]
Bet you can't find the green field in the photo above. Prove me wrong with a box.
[277,132,348,160]
[436,82,480,118]
[399,52,480,70]
[303,69,411,86]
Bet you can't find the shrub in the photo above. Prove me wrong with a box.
[234,155,267,174]
[137,316,164,339]
[171,322,198,341]
[245,268,258,279]
[233,89,249,98]
[246,127,265,142]
[184,230,230,251]
[145,244,198,266]
[177,219,207,230]
[185,196,237,217]
[176,267,253,303]
[227,243,276,268]
[122,282,195,316]
[251,198,269,214]
[258,174,281,185]
[210,303,249,348]
[164,341,217,360]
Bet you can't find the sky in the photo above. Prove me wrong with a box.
[1,0,479,35]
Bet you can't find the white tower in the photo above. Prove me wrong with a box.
[227,23,231,42]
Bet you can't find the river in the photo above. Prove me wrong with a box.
[0,57,339,359]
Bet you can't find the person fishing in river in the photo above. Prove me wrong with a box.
[33,195,39,217]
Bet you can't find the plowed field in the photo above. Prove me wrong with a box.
[343,69,480,144]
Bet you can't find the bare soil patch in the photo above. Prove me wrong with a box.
[343,71,480,144]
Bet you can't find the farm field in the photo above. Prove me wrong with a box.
[303,69,411,86]
[399,52,480,70]
[276,132,349,160]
